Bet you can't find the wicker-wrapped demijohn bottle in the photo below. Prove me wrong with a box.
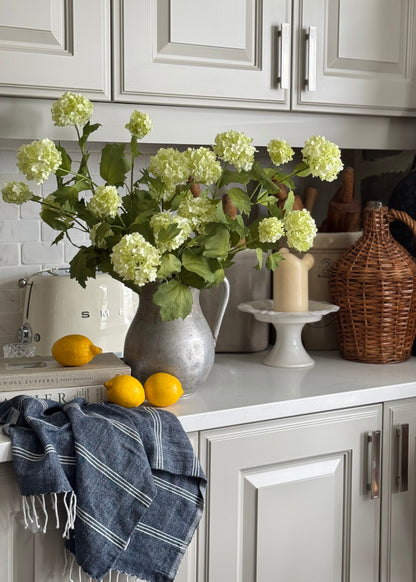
[329,201,416,363]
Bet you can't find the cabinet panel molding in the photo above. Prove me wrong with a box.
[294,0,416,114]
[0,0,111,100]
[114,0,291,109]
[0,0,70,55]
[199,405,382,582]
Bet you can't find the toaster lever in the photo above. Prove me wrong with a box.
[17,323,33,344]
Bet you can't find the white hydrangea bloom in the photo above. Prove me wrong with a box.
[51,92,94,127]
[88,185,122,218]
[110,233,161,287]
[177,193,218,233]
[1,181,33,204]
[17,139,62,184]
[258,216,285,244]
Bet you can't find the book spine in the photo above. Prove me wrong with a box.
[0,385,107,405]
[0,367,129,391]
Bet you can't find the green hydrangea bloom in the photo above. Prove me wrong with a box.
[110,233,161,287]
[258,216,285,244]
[1,181,33,204]
[177,193,218,233]
[51,92,94,127]
[301,136,343,182]
[17,139,62,184]
[125,110,152,139]
[88,185,121,218]
[148,148,190,199]
[184,147,222,184]
[267,139,294,167]
[213,130,256,172]
[150,211,192,252]
[284,209,317,252]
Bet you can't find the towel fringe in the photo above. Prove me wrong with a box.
[62,491,77,538]
[21,491,76,537]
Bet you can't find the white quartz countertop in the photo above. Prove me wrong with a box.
[2,350,416,462]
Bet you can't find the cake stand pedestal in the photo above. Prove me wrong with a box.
[238,300,339,368]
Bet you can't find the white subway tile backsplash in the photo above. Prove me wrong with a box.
[0,311,21,339]
[0,220,39,242]
[0,199,18,219]
[0,265,42,287]
[0,288,22,313]
[21,241,64,265]
[40,222,87,243]
[20,199,42,219]
[0,244,20,266]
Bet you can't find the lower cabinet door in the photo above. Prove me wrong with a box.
[199,405,382,582]
[381,398,416,582]
[1,432,198,582]
[0,462,69,582]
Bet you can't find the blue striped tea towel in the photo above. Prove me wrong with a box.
[0,395,206,582]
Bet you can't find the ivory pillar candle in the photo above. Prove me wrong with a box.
[273,248,315,312]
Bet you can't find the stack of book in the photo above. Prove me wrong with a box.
[0,353,131,404]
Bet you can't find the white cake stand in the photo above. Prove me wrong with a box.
[238,300,340,368]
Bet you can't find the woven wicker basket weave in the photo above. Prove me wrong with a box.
[328,202,416,363]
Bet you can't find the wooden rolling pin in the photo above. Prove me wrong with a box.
[319,167,361,232]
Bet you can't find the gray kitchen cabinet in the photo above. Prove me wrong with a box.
[380,398,416,582]
[198,405,382,582]
[0,0,111,100]
[0,433,199,582]
[114,0,416,116]
[293,0,416,115]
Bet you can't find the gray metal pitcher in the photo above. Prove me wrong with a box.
[124,278,230,395]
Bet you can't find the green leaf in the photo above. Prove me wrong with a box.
[153,279,193,321]
[181,249,216,283]
[293,162,311,177]
[197,223,230,259]
[55,144,72,179]
[254,247,263,270]
[157,223,181,244]
[92,222,113,248]
[266,251,284,271]
[218,168,251,188]
[100,143,131,187]
[69,246,100,287]
[283,190,295,213]
[227,187,252,215]
[250,162,280,194]
[130,136,141,159]
[178,269,206,289]
[39,208,70,231]
[157,253,182,279]
[53,185,79,208]
[79,121,101,150]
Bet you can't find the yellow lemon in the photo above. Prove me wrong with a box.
[105,374,145,408]
[51,334,102,366]
[144,372,184,407]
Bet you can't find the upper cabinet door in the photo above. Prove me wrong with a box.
[114,0,292,109]
[293,0,416,115]
[0,0,111,100]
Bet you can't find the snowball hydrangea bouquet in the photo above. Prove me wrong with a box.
[2,92,343,321]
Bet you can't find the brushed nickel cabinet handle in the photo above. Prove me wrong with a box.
[396,423,409,492]
[305,25,317,91]
[277,22,291,90]
[367,430,381,499]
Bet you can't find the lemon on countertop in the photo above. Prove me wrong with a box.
[105,374,145,408]
[51,334,102,366]
[144,372,184,407]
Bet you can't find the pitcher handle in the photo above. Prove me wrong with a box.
[212,277,230,345]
